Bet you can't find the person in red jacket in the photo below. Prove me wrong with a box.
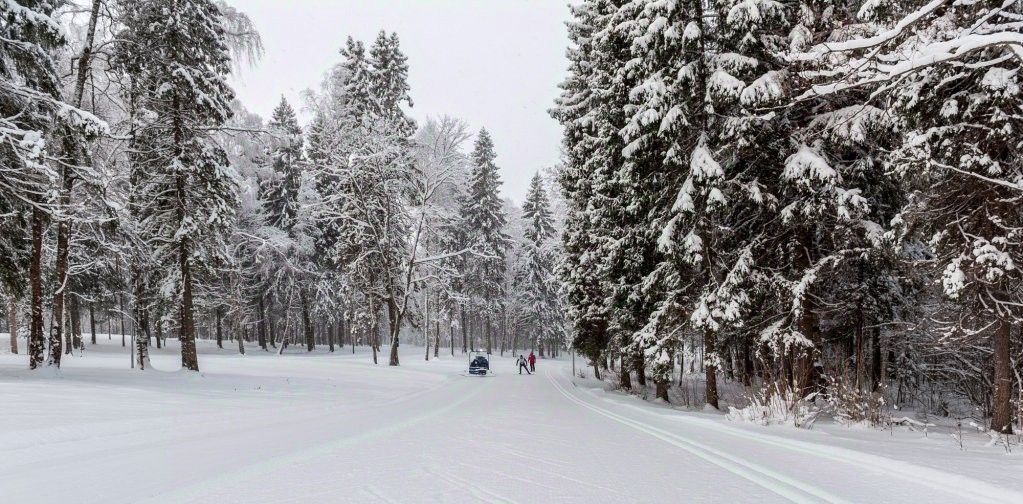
[528,351,536,372]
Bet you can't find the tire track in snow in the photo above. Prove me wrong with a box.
[546,370,851,504]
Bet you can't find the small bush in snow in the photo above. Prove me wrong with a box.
[823,376,890,428]
[726,385,820,429]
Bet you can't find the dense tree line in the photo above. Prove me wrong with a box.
[1,0,567,374]
[553,0,1023,433]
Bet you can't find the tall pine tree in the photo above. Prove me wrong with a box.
[114,0,238,371]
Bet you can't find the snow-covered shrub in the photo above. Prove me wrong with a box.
[823,376,890,428]
[726,386,819,429]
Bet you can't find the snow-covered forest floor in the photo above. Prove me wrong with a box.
[2,337,1023,503]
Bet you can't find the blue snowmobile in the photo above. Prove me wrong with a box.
[467,350,491,376]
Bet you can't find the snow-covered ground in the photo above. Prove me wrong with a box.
[2,336,1022,503]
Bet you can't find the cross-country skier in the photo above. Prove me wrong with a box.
[528,351,536,372]
[517,354,531,375]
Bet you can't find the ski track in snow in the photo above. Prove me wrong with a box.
[580,384,1023,504]
[546,370,850,504]
[2,338,1023,503]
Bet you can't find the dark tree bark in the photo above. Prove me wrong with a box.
[257,296,267,351]
[89,302,96,345]
[484,314,492,355]
[301,288,314,352]
[215,307,223,349]
[620,357,631,390]
[704,329,719,410]
[8,298,17,354]
[155,314,163,349]
[178,240,198,371]
[236,317,245,355]
[387,298,400,366]
[28,208,45,369]
[991,317,1014,434]
[268,300,277,349]
[855,307,866,390]
[69,296,82,350]
[135,304,150,369]
[655,380,669,402]
[460,306,468,354]
[119,293,126,348]
[870,327,882,391]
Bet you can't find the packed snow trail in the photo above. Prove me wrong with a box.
[1,338,1022,503]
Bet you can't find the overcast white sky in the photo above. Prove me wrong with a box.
[226,0,572,203]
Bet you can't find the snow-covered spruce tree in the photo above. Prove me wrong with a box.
[459,128,509,355]
[551,0,624,379]
[515,173,563,358]
[260,97,303,231]
[615,0,712,401]
[253,96,321,352]
[624,0,781,406]
[114,0,238,372]
[771,1,908,393]
[691,0,798,398]
[1,0,105,368]
[891,1,1023,435]
[799,0,1023,434]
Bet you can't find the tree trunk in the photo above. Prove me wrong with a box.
[69,296,82,350]
[485,314,492,355]
[8,298,18,354]
[257,296,267,351]
[236,316,245,355]
[268,303,277,349]
[89,302,96,345]
[52,199,69,363]
[704,329,719,409]
[215,307,223,349]
[655,380,669,402]
[991,317,1014,434]
[434,320,440,358]
[301,288,314,352]
[135,304,150,370]
[327,321,335,352]
[387,299,400,366]
[620,357,631,390]
[371,302,379,364]
[155,315,163,349]
[854,309,866,391]
[178,240,199,371]
[635,356,646,387]
[870,327,882,391]
[28,207,45,369]
[424,292,430,361]
[460,306,468,354]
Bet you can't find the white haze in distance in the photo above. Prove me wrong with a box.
[227,0,572,203]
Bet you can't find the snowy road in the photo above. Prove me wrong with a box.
[2,339,1022,503]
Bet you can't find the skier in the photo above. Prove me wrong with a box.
[517,354,531,375]
[528,350,536,373]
